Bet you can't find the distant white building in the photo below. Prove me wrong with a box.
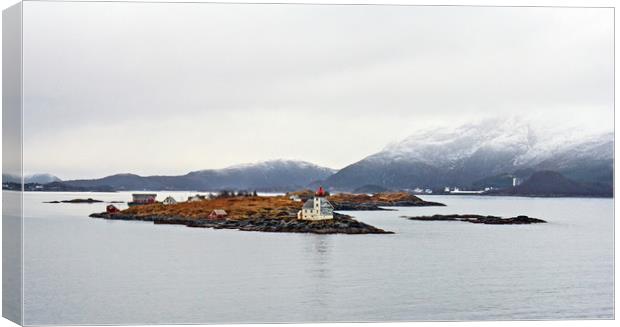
[289,195,302,202]
[512,177,523,187]
[162,196,177,205]
[188,194,206,202]
[450,189,484,194]
[297,187,334,221]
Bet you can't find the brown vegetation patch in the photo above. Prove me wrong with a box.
[122,195,302,220]
[328,192,425,204]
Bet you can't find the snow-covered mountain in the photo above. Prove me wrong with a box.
[64,160,336,192]
[14,119,614,194]
[325,118,613,190]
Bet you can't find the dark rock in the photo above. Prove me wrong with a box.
[331,200,445,211]
[401,214,546,225]
[89,212,393,234]
[46,198,103,204]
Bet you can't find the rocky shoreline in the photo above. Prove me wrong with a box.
[332,200,444,211]
[401,214,546,225]
[89,212,393,234]
[331,203,397,211]
[328,192,446,210]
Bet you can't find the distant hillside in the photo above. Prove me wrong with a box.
[471,173,516,189]
[12,119,613,197]
[352,185,390,194]
[491,171,612,197]
[2,181,115,192]
[63,160,336,192]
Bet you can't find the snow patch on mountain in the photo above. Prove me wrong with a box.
[375,117,612,170]
[222,159,335,172]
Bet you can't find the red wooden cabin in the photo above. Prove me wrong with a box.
[208,209,228,220]
[106,204,120,214]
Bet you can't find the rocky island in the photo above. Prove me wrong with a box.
[288,190,445,210]
[90,194,394,234]
[45,198,124,204]
[45,198,104,203]
[401,214,547,225]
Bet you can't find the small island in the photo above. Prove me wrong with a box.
[401,214,546,225]
[289,190,445,210]
[45,198,104,204]
[90,188,400,234]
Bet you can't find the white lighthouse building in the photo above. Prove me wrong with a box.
[297,187,334,221]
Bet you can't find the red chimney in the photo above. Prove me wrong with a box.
[316,186,326,197]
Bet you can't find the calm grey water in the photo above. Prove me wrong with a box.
[21,192,613,324]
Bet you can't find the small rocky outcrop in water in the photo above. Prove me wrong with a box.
[401,214,546,225]
[45,198,104,203]
[89,212,393,234]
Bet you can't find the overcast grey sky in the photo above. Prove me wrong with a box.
[22,2,613,179]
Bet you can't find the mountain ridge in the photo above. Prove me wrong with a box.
[62,160,336,192]
[10,119,613,196]
[324,119,612,191]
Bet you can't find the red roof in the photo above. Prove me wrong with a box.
[316,186,326,197]
[106,205,120,213]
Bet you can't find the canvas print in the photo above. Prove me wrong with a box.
[2,1,614,325]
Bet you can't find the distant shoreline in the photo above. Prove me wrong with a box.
[90,211,394,235]
[6,189,613,199]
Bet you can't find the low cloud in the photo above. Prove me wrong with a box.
[21,2,613,179]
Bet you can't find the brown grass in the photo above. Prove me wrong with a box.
[122,196,303,220]
[121,192,422,221]
[328,192,422,204]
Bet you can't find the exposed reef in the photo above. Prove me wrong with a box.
[45,198,104,204]
[401,214,546,225]
[90,212,392,234]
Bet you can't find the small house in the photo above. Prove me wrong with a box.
[289,195,302,202]
[208,209,228,220]
[106,204,120,214]
[129,193,157,206]
[162,196,177,205]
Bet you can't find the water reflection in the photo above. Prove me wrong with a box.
[303,236,333,313]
